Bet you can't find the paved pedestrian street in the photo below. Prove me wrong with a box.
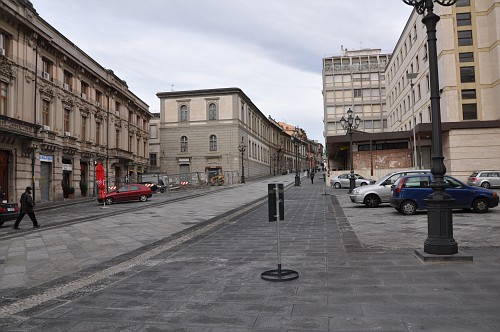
[1,174,500,331]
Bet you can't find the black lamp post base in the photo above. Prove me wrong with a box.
[295,176,300,186]
[349,177,356,193]
[424,197,458,255]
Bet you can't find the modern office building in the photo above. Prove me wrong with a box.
[386,0,500,178]
[0,0,151,202]
[322,48,391,171]
[156,87,316,184]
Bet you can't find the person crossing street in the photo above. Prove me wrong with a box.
[13,187,39,229]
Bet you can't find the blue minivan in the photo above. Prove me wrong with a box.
[390,174,499,215]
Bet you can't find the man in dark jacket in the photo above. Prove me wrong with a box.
[13,187,39,229]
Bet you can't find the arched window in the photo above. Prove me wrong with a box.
[208,103,217,120]
[180,136,188,152]
[209,134,217,151]
[180,105,188,122]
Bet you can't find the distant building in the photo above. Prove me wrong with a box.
[155,87,318,183]
[0,0,151,202]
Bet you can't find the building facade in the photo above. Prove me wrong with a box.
[386,0,500,179]
[322,48,391,171]
[156,88,316,184]
[0,0,151,202]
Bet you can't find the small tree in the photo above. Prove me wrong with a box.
[79,180,88,197]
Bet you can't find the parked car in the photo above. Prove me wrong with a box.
[349,169,431,208]
[390,174,499,215]
[330,173,374,189]
[97,184,152,205]
[0,201,20,227]
[467,171,500,189]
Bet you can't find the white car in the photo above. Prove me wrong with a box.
[349,169,430,207]
[330,173,374,189]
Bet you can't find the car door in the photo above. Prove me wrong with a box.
[403,176,432,209]
[381,173,404,202]
[491,172,500,188]
[115,185,130,202]
[339,174,349,187]
[443,176,471,208]
[129,185,141,201]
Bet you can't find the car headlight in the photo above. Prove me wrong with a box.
[352,189,359,194]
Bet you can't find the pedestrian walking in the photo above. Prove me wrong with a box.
[310,171,315,184]
[0,185,5,201]
[13,187,39,229]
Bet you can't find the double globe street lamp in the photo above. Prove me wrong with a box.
[340,108,360,193]
[403,0,458,255]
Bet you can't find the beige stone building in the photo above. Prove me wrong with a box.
[0,0,151,202]
[386,0,500,179]
[156,87,316,184]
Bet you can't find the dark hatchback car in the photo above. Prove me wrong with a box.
[138,181,166,193]
[0,201,20,227]
[390,174,499,215]
[98,184,152,205]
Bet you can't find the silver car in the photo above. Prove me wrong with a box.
[467,171,500,189]
[349,169,430,207]
[330,173,374,189]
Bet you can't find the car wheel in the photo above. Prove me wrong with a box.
[139,194,148,202]
[105,197,114,205]
[400,200,417,215]
[334,182,341,189]
[360,182,367,186]
[364,194,381,208]
[472,198,489,213]
[0,220,4,227]
[480,182,491,189]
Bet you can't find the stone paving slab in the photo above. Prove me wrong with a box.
[1,176,500,331]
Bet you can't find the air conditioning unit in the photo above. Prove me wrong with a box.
[81,93,87,100]
[42,72,50,80]
[95,101,100,107]
[0,48,5,56]
[42,125,50,131]
[65,132,71,137]
[63,83,69,91]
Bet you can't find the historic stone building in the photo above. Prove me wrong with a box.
[156,87,316,184]
[0,0,151,202]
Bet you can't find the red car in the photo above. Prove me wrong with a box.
[98,184,152,205]
[0,201,20,227]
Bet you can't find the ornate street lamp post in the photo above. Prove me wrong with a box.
[340,108,360,193]
[293,127,301,186]
[407,72,419,169]
[272,154,276,176]
[238,136,246,183]
[403,0,458,255]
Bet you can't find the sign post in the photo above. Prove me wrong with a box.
[261,183,299,282]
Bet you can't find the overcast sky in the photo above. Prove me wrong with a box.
[31,0,413,143]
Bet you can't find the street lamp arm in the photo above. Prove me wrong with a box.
[403,0,457,14]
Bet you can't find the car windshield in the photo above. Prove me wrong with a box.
[373,172,397,185]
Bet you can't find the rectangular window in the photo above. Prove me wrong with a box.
[0,32,8,56]
[116,130,120,148]
[42,100,50,125]
[96,122,101,145]
[95,90,102,107]
[81,116,87,141]
[353,89,362,97]
[462,103,477,120]
[0,81,7,115]
[128,135,132,151]
[459,52,474,63]
[461,89,476,99]
[41,58,53,80]
[456,0,470,6]
[81,81,89,99]
[150,125,157,138]
[63,71,73,91]
[460,66,475,83]
[457,13,471,26]
[128,110,133,123]
[64,109,70,133]
[149,153,157,166]
[458,30,473,46]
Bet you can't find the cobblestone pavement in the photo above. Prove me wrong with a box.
[1,174,500,331]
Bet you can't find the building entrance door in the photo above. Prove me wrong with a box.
[0,151,9,201]
[40,161,51,202]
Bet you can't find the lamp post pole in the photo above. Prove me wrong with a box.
[403,0,458,255]
[238,136,246,183]
[407,72,419,169]
[340,108,360,193]
[293,127,301,186]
